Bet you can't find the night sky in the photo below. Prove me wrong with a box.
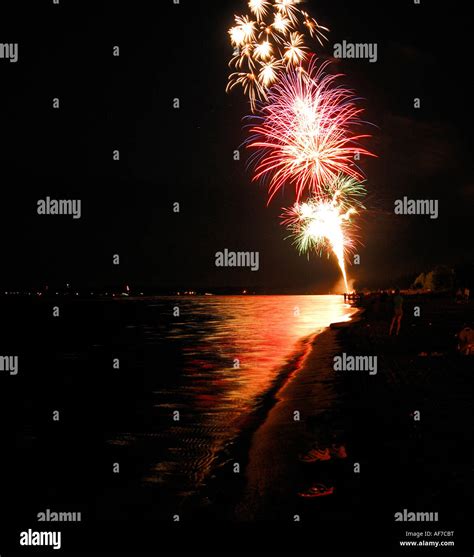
[0,0,471,292]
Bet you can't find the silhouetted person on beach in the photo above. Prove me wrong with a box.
[458,326,474,355]
[389,289,404,336]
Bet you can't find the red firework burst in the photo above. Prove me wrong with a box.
[247,58,376,203]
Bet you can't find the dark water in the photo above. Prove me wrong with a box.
[1,295,354,520]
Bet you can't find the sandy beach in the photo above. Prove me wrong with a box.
[228,294,473,550]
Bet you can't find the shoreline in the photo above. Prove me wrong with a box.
[193,326,330,518]
[216,294,473,549]
[193,308,360,520]
[234,323,350,520]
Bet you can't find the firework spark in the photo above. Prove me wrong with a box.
[227,0,329,110]
[247,59,375,203]
[283,32,308,66]
[282,175,366,291]
[249,0,272,21]
[254,40,273,60]
[226,71,265,109]
[272,12,291,35]
[274,0,301,25]
[259,57,284,87]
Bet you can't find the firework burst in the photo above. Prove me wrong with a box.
[282,175,366,291]
[227,0,329,110]
[247,59,375,203]
[225,2,375,294]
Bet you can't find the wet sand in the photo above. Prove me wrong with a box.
[235,324,349,520]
